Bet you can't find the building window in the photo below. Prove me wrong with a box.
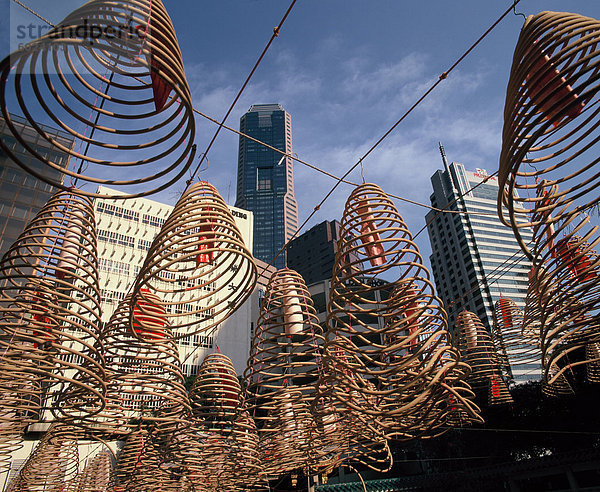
[257,168,272,191]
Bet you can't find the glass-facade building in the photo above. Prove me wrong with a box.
[235,104,298,269]
[426,160,540,382]
[0,115,72,256]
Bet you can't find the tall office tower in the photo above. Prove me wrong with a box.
[425,152,540,382]
[287,219,362,286]
[235,104,299,270]
[287,220,340,285]
[94,186,256,375]
[0,115,72,255]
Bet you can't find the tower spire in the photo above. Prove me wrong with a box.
[439,142,450,171]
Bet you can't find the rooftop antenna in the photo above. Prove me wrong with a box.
[439,142,450,172]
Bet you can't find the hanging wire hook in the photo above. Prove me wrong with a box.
[513,1,526,21]
[185,151,207,186]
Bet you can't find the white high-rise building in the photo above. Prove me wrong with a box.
[425,158,541,383]
[94,185,255,375]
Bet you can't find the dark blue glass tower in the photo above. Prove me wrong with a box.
[235,104,298,269]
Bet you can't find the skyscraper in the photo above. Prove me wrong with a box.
[425,152,540,382]
[0,115,72,256]
[235,104,298,269]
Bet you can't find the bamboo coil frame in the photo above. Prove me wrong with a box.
[454,311,514,405]
[0,190,105,423]
[324,183,478,433]
[492,297,541,380]
[244,268,328,474]
[185,352,262,491]
[0,0,195,199]
[131,181,256,340]
[498,11,600,256]
[93,293,189,438]
[5,424,81,492]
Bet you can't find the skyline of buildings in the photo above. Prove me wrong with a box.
[235,104,299,270]
[0,109,543,385]
[425,155,540,383]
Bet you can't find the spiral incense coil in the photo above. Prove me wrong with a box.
[257,387,321,476]
[454,311,513,405]
[312,377,392,473]
[325,183,475,426]
[243,269,327,474]
[116,427,186,492]
[0,0,195,199]
[244,269,325,400]
[114,428,172,492]
[132,181,256,339]
[527,185,600,386]
[441,379,483,428]
[189,352,241,429]
[0,190,105,422]
[542,360,575,397]
[6,424,81,492]
[91,294,188,438]
[493,297,541,380]
[186,352,262,490]
[586,342,600,383]
[76,450,114,492]
[498,11,600,256]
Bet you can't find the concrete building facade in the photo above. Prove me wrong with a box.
[425,157,539,382]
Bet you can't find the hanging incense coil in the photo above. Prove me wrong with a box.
[90,293,189,439]
[76,449,114,492]
[542,359,575,397]
[0,190,105,423]
[185,352,263,491]
[0,364,41,475]
[311,385,393,473]
[324,183,478,432]
[114,427,181,492]
[244,268,327,474]
[0,0,195,199]
[586,342,600,382]
[523,182,600,387]
[131,181,256,340]
[244,269,325,398]
[493,297,541,381]
[5,424,81,492]
[454,311,513,405]
[498,11,600,255]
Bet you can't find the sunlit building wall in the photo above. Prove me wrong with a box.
[425,160,540,382]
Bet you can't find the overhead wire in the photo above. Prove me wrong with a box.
[11,0,55,27]
[11,0,527,374]
[184,0,299,189]
[447,245,531,309]
[260,0,522,275]
[192,107,498,216]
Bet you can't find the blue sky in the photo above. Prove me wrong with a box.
[2,0,600,269]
